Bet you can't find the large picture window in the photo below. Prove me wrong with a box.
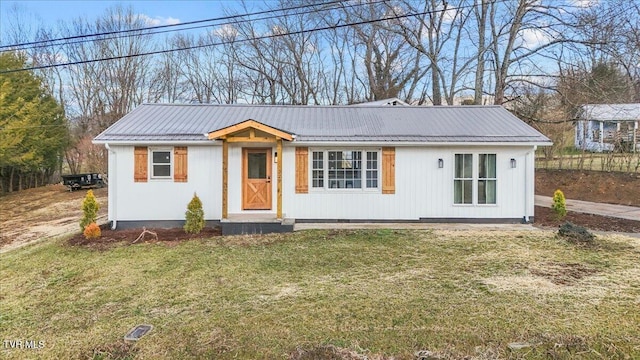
[328,151,362,188]
[311,149,379,190]
[151,149,172,178]
[454,153,497,205]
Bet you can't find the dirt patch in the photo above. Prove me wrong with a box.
[0,184,107,252]
[535,206,640,233]
[536,169,640,206]
[66,224,221,250]
[529,262,598,285]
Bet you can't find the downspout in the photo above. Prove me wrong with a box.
[524,146,536,223]
[105,143,117,230]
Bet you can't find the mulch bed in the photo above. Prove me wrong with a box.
[67,224,221,250]
[65,206,640,250]
[535,206,640,233]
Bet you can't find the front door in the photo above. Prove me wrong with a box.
[242,148,272,210]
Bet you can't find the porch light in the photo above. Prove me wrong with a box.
[438,158,444,168]
[510,158,517,168]
[274,151,278,163]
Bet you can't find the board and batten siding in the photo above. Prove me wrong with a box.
[281,146,535,220]
[107,145,221,222]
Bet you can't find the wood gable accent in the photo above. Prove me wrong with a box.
[382,147,395,194]
[134,146,148,182]
[173,146,188,182]
[295,147,308,193]
[207,119,293,142]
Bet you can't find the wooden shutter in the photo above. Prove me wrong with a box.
[295,147,308,193]
[134,146,148,182]
[382,147,395,194]
[174,146,188,182]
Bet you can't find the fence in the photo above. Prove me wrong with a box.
[535,151,640,173]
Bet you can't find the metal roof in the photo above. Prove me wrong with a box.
[580,104,640,121]
[94,103,551,144]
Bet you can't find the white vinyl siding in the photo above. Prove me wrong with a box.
[109,145,220,222]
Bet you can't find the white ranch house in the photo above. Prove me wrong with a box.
[575,103,640,152]
[93,104,551,234]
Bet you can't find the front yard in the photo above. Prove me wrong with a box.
[1,229,639,359]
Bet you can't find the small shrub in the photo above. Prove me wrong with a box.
[184,193,205,234]
[80,189,99,230]
[83,222,101,239]
[551,189,567,220]
[558,222,595,244]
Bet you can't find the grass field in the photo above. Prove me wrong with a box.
[536,153,640,173]
[1,229,639,359]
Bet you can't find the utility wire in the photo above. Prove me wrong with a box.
[0,1,486,74]
[0,0,345,50]
[4,0,384,54]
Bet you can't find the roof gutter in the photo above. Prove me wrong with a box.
[289,141,553,147]
[93,139,552,147]
[92,140,214,146]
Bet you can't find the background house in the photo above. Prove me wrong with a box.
[575,104,640,152]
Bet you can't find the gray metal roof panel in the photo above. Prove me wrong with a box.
[94,104,551,144]
[580,104,640,121]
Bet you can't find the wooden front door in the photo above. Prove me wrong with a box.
[242,148,272,210]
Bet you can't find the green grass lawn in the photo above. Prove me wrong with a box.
[1,229,639,359]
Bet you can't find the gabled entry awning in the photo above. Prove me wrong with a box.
[207,119,294,142]
[209,119,293,221]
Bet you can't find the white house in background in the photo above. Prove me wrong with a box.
[93,104,551,234]
[575,103,640,152]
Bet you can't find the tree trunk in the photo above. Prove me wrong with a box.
[9,167,14,193]
[474,0,489,105]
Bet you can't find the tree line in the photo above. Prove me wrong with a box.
[1,0,639,193]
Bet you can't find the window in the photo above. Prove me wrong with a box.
[454,154,473,204]
[454,153,497,205]
[328,151,362,188]
[366,151,378,188]
[312,151,324,188]
[478,154,496,204]
[151,149,172,178]
[311,149,380,190]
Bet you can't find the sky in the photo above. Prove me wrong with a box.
[0,0,257,41]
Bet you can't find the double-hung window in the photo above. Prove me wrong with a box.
[454,153,497,205]
[454,154,473,204]
[151,149,172,178]
[312,151,324,188]
[311,149,379,190]
[478,154,497,204]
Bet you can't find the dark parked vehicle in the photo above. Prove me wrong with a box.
[61,173,105,191]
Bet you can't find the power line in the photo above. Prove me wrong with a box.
[0,1,484,74]
[0,0,345,51]
[3,0,376,54]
